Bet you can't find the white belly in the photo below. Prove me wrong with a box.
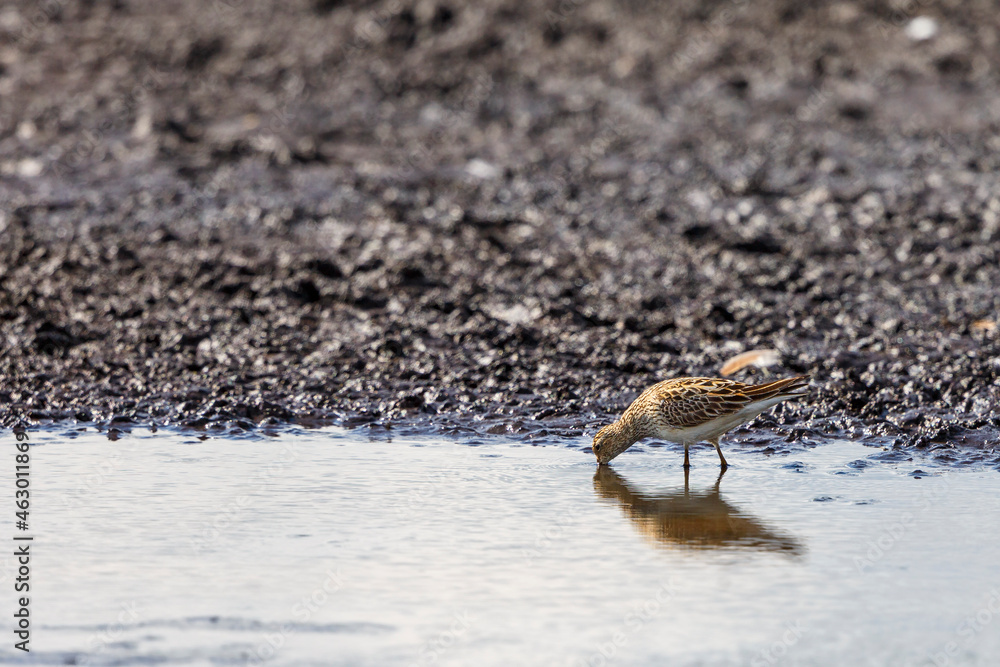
[653,396,790,444]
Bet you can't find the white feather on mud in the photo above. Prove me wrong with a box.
[720,349,780,376]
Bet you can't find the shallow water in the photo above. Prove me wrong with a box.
[2,428,999,666]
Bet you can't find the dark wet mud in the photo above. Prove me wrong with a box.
[1,1,999,456]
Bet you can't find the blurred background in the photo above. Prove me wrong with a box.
[1,0,998,446]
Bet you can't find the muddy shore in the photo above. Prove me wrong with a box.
[1,1,998,455]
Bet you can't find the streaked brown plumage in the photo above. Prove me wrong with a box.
[591,376,809,467]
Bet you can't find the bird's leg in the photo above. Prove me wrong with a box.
[714,466,727,492]
[711,437,728,469]
[683,443,690,468]
[683,465,690,492]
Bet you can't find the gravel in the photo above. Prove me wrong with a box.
[2,0,998,457]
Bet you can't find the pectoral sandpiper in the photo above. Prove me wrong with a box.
[591,376,809,468]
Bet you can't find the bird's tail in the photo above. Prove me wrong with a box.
[744,375,809,400]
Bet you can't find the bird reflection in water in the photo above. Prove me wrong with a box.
[593,467,804,556]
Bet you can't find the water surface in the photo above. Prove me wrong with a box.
[2,429,998,666]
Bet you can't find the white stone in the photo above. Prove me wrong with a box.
[465,158,498,179]
[17,158,43,177]
[905,16,938,42]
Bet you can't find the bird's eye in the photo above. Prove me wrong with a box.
[593,444,601,451]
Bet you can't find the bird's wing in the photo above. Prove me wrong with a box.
[645,378,754,429]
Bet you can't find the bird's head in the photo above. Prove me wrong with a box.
[592,422,634,465]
